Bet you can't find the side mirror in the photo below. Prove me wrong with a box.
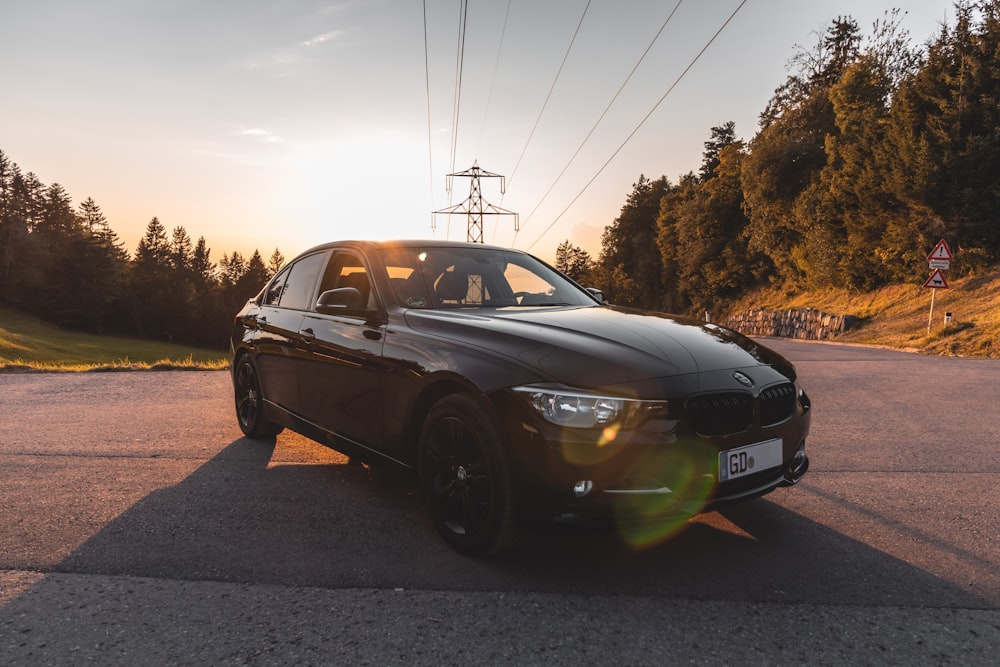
[586,287,608,305]
[316,287,364,315]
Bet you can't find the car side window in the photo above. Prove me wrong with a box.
[262,266,290,306]
[275,251,328,310]
[318,252,378,311]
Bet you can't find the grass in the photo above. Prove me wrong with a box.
[0,306,229,372]
[723,268,1000,358]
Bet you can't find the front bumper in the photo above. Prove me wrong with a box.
[492,392,811,524]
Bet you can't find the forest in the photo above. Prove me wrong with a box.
[0,155,280,349]
[555,3,1000,317]
[2,4,999,348]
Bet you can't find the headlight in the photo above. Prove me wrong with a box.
[513,386,669,429]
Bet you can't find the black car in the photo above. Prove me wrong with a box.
[230,240,811,555]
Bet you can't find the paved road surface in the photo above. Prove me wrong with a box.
[1,339,997,665]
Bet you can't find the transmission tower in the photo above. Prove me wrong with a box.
[433,161,518,243]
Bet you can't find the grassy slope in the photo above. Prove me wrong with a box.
[0,306,229,371]
[723,269,1000,358]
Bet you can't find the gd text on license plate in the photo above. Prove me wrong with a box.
[719,438,783,481]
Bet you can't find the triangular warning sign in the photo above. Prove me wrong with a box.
[928,239,953,261]
[923,268,949,289]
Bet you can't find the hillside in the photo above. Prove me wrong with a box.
[723,269,1000,358]
[0,306,228,371]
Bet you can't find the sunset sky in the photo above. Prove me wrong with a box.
[1,0,956,264]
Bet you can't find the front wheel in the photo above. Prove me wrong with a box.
[417,394,524,556]
[233,355,284,438]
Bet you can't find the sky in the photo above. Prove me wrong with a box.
[1,0,958,265]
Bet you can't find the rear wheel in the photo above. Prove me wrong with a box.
[418,394,524,556]
[233,355,284,438]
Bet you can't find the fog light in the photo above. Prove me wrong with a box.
[573,480,594,498]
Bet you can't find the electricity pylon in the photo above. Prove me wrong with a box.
[433,161,518,243]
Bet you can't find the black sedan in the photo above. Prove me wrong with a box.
[230,240,810,555]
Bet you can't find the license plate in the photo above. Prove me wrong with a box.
[719,438,783,481]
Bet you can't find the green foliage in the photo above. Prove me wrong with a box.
[599,175,670,308]
[597,5,1000,316]
[554,240,595,284]
[0,149,281,349]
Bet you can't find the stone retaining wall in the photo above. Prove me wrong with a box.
[723,308,857,340]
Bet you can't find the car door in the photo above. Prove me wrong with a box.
[297,250,388,451]
[253,250,329,416]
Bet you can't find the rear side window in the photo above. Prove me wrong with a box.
[274,252,328,310]
[262,266,290,306]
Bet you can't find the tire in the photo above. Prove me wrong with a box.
[233,355,284,439]
[417,394,524,556]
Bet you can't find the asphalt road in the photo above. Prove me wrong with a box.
[1,339,997,665]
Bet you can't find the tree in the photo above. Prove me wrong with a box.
[219,251,247,289]
[30,184,90,323]
[130,217,178,339]
[217,250,270,326]
[240,250,269,295]
[170,226,194,276]
[888,1,1000,267]
[60,198,129,332]
[0,151,22,300]
[675,142,763,312]
[191,236,216,291]
[743,17,866,285]
[699,121,737,181]
[599,175,669,309]
[655,173,698,313]
[78,197,106,232]
[268,248,285,276]
[554,240,594,283]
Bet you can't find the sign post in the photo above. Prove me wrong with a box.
[923,240,953,333]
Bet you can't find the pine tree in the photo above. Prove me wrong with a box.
[268,248,285,277]
[699,122,737,181]
[130,217,177,339]
[191,237,216,291]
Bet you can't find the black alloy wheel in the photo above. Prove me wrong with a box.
[418,394,523,555]
[234,355,283,438]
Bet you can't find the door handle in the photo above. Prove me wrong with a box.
[363,329,382,341]
[301,327,316,343]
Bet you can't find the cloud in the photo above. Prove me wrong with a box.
[302,30,343,48]
[240,128,282,143]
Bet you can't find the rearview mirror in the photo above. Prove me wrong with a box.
[315,287,364,314]
[586,287,608,305]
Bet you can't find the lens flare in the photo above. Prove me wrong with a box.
[613,441,719,550]
[599,425,619,446]
[558,425,622,466]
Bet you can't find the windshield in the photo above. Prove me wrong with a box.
[381,246,597,309]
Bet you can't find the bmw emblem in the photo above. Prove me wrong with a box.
[733,371,754,387]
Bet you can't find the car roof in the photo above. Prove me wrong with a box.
[295,239,529,257]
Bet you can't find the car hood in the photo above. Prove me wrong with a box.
[402,305,795,390]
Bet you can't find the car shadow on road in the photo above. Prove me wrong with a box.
[40,436,994,609]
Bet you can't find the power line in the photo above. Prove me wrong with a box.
[423,0,436,233]
[515,0,685,237]
[505,0,592,191]
[447,0,469,211]
[476,0,512,158]
[524,0,750,252]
